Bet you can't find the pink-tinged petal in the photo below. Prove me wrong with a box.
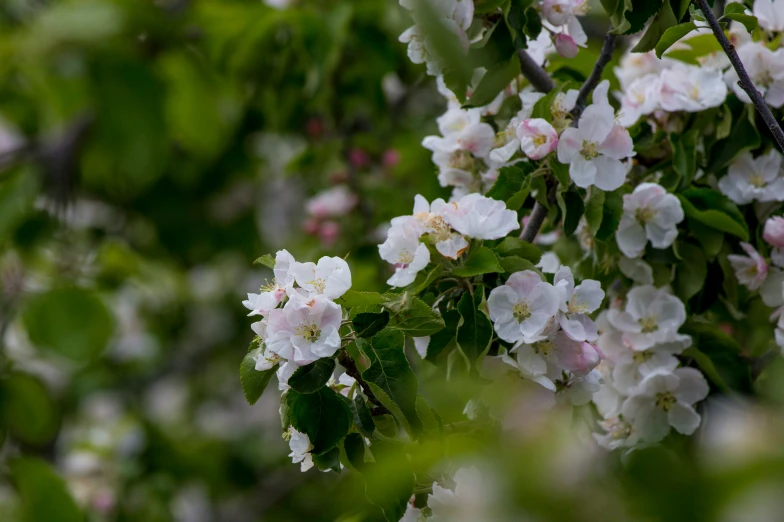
[578,104,614,142]
[599,125,634,160]
[557,128,583,163]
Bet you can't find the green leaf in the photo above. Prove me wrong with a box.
[353,311,390,339]
[655,22,697,58]
[358,329,422,437]
[721,6,758,32]
[602,0,665,35]
[456,288,493,366]
[551,158,571,187]
[416,395,441,435]
[671,129,699,189]
[485,164,532,210]
[707,105,761,173]
[240,349,278,405]
[363,441,415,522]
[0,373,58,445]
[674,242,707,301]
[465,56,520,108]
[678,189,749,241]
[11,458,83,522]
[561,189,585,237]
[313,447,342,473]
[493,237,541,263]
[339,290,386,308]
[385,294,446,337]
[453,246,505,277]
[665,32,722,64]
[505,0,535,50]
[426,309,461,362]
[498,255,539,274]
[413,0,473,85]
[689,219,724,258]
[343,432,366,471]
[474,0,510,14]
[631,0,677,54]
[288,358,336,394]
[404,265,444,296]
[596,190,624,241]
[585,188,605,232]
[285,386,353,454]
[682,321,752,393]
[253,253,275,269]
[22,287,113,362]
[350,395,375,438]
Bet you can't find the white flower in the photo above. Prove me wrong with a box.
[755,0,784,32]
[764,216,784,267]
[616,183,684,258]
[379,225,431,287]
[557,81,634,191]
[557,369,602,406]
[775,312,784,355]
[659,64,727,112]
[553,266,604,342]
[305,185,358,218]
[290,256,352,300]
[517,118,558,160]
[725,43,784,108]
[441,193,520,239]
[618,74,661,127]
[487,270,561,344]
[251,346,281,372]
[760,269,784,308]
[428,467,492,522]
[594,415,642,450]
[242,249,296,316]
[618,257,654,285]
[607,286,690,352]
[410,194,469,259]
[621,368,709,443]
[265,293,343,364]
[718,150,784,205]
[536,252,562,274]
[277,361,298,391]
[614,50,665,91]
[728,242,769,290]
[424,107,496,158]
[287,428,314,472]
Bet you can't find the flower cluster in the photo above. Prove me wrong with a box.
[593,285,708,448]
[485,266,605,403]
[242,250,351,386]
[379,193,520,286]
[719,149,784,205]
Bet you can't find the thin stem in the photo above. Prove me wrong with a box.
[521,201,549,243]
[571,32,617,125]
[337,350,390,414]
[695,0,784,152]
[517,49,555,94]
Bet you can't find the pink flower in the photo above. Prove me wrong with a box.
[554,34,579,58]
[318,221,340,247]
[727,242,768,290]
[554,332,603,375]
[348,148,370,169]
[305,185,358,219]
[382,149,401,167]
[516,118,558,160]
[764,216,784,247]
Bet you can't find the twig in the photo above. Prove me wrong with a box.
[517,50,555,94]
[571,33,617,125]
[521,183,556,243]
[337,350,390,415]
[696,0,784,152]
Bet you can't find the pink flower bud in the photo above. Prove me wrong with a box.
[348,148,370,169]
[555,34,579,59]
[555,332,603,375]
[303,218,319,235]
[764,216,784,247]
[382,149,400,167]
[318,220,340,247]
[516,118,558,160]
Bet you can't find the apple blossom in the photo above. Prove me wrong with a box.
[755,0,784,32]
[728,242,769,291]
[724,43,784,108]
[618,74,661,127]
[428,467,493,522]
[305,185,358,219]
[487,270,561,344]
[718,150,784,205]
[379,226,431,287]
[616,182,684,258]
[607,285,690,352]
[517,118,558,160]
[554,34,579,58]
[553,266,604,342]
[276,361,298,391]
[764,216,784,247]
[243,249,296,316]
[410,194,469,259]
[659,64,727,112]
[441,193,520,240]
[557,81,634,190]
[290,256,352,300]
[265,293,343,364]
[287,428,314,472]
[621,368,709,443]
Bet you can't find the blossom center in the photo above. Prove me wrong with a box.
[632,351,652,364]
[449,149,475,171]
[580,141,600,160]
[295,323,322,342]
[567,297,588,314]
[513,301,532,322]
[638,315,658,333]
[396,248,415,266]
[306,278,327,293]
[655,392,676,411]
[532,134,547,147]
[534,338,554,357]
[635,206,656,223]
[749,174,767,188]
[605,416,632,439]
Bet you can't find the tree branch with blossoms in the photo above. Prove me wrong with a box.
[571,33,617,124]
[695,0,784,152]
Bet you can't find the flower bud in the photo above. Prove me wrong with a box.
[555,34,579,59]
[764,216,784,247]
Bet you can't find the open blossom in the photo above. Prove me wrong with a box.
[553,266,604,342]
[428,467,493,522]
[755,0,784,32]
[718,150,784,205]
[441,193,520,240]
[265,293,342,364]
[728,242,768,290]
[305,185,358,218]
[243,250,296,316]
[423,107,496,158]
[764,216,784,267]
[287,429,314,472]
[659,64,727,112]
[291,256,352,300]
[379,224,431,287]
[616,183,684,258]
[487,270,561,344]
[410,194,468,259]
[724,43,784,108]
[607,285,690,352]
[557,81,634,190]
[517,118,558,160]
[618,74,661,127]
[621,368,709,443]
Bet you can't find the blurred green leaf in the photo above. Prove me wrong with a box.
[11,458,83,522]
[456,288,493,367]
[0,373,58,445]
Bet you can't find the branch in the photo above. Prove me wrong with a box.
[517,50,555,94]
[571,33,617,125]
[696,0,784,152]
[521,183,556,243]
[337,350,389,415]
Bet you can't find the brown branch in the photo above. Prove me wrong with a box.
[337,350,389,415]
[571,32,617,125]
[517,50,555,94]
[696,0,784,152]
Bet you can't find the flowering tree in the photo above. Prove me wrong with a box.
[242,0,784,519]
